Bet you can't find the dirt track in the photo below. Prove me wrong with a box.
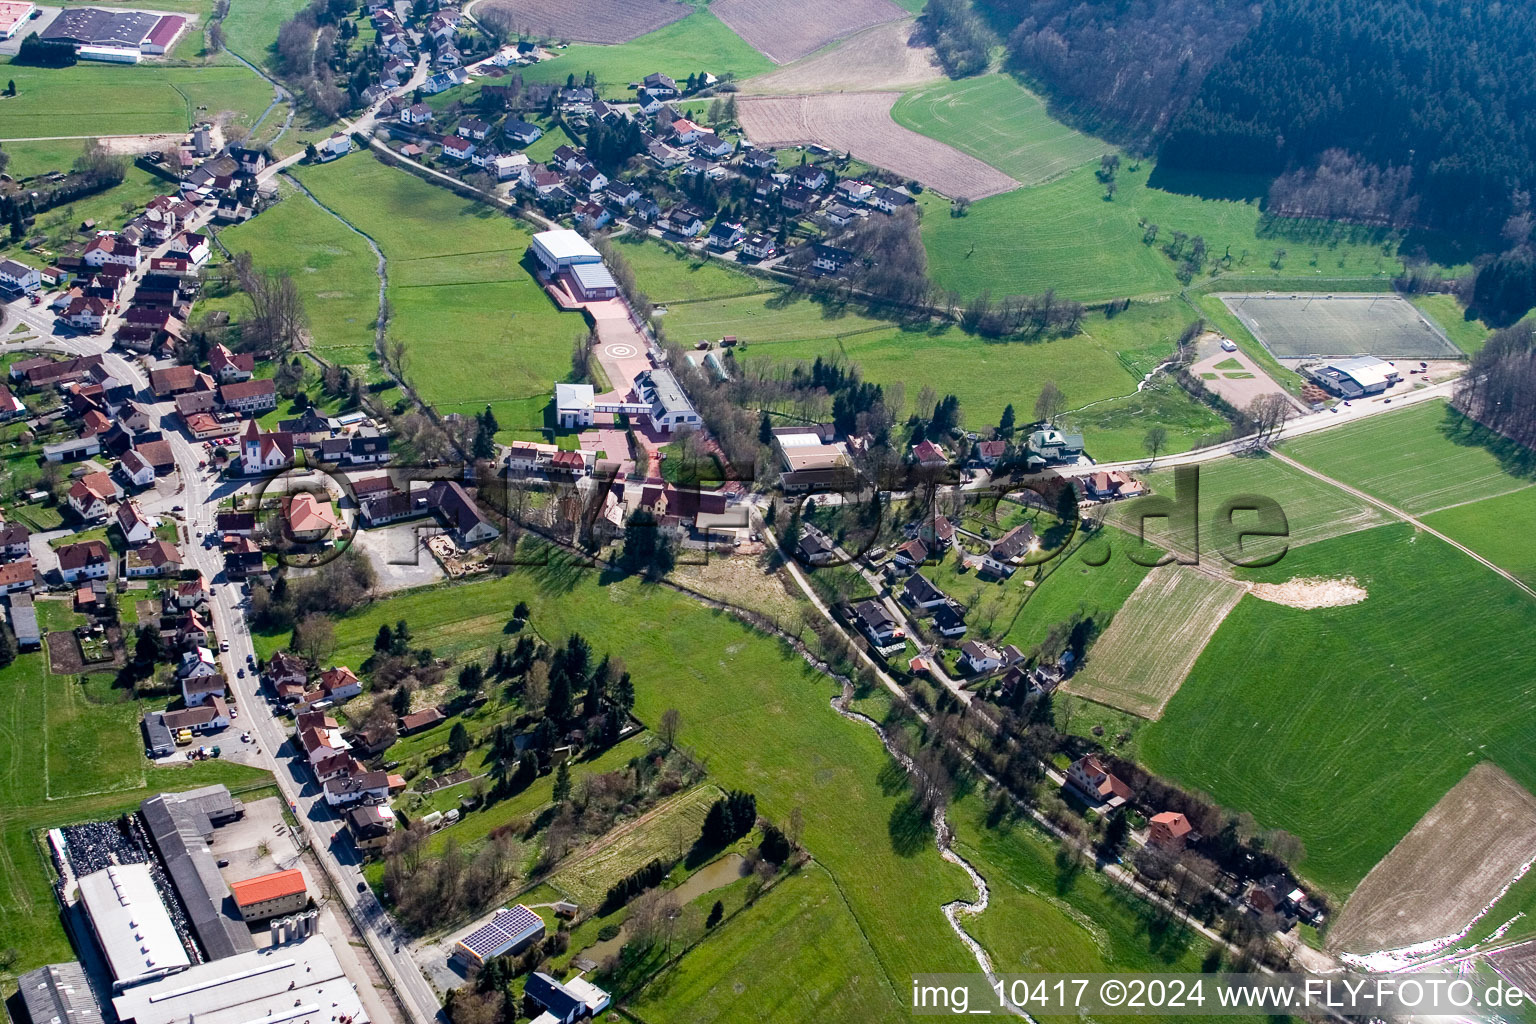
[1330,763,1536,955]
[737,92,1019,200]
[741,19,941,94]
[712,0,907,64]
[475,0,689,43]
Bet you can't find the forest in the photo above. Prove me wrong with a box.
[990,0,1536,243]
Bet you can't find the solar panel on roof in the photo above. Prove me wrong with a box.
[458,905,542,957]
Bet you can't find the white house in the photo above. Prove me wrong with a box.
[57,541,112,582]
[958,640,1004,675]
[114,502,158,545]
[0,258,41,294]
[320,132,350,160]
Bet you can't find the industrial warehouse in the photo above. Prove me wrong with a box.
[17,786,347,1024]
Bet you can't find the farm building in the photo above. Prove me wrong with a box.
[1306,356,1401,398]
[140,786,252,960]
[454,905,545,966]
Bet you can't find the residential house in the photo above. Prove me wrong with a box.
[505,119,542,145]
[318,133,350,163]
[0,559,36,595]
[809,242,854,275]
[706,220,744,251]
[318,666,362,702]
[458,118,490,141]
[911,439,948,468]
[267,651,309,693]
[285,493,340,543]
[440,136,475,161]
[401,103,434,125]
[958,639,1004,675]
[789,164,827,189]
[425,481,499,546]
[973,440,1007,466]
[931,602,968,638]
[694,132,731,158]
[642,71,677,97]
[0,258,41,293]
[0,385,25,421]
[1025,428,1087,470]
[56,540,112,583]
[852,599,901,648]
[870,186,915,213]
[0,522,30,559]
[795,527,835,566]
[1147,811,1193,850]
[891,538,929,570]
[522,972,610,1024]
[63,296,111,332]
[1064,754,1132,809]
[980,523,1038,577]
[836,180,875,205]
[740,234,776,260]
[208,343,255,382]
[323,770,390,807]
[181,671,227,709]
[663,204,706,236]
[67,473,120,521]
[901,572,949,612]
[1081,470,1146,501]
[126,540,183,578]
[114,501,157,545]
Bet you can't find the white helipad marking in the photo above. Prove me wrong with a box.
[604,343,637,358]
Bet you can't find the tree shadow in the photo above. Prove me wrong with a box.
[1438,403,1536,479]
[888,795,933,858]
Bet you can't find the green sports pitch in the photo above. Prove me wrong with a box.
[1219,292,1461,359]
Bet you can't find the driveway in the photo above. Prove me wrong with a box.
[1189,331,1305,413]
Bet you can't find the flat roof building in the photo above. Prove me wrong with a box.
[1310,355,1400,398]
[77,863,192,990]
[111,936,367,1024]
[529,228,602,274]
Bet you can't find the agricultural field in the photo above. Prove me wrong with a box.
[515,11,773,91]
[548,784,722,907]
[891,74,1108,187]
[476,0,691,44]
[0,651,271,982]
[738,93,1018,200]
[1423,485,1536,587]
[202,179,381,374]
[1065,566,1246,719]
[712,0,907,65]
[740,19,940,95]
[1283,398,1536,516]
[1,138,89,179]
[1104,451,1394,560]
[629,863,905,1021]
[1219,293,1460,360]
[292,156,583,437]
[920,161,1418,303]
[301,558,986,998]
[0,62,273,138]
[1328,763,1536,955]
[1142,523,1536,898]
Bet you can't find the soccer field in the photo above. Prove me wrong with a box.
[1219,293,1460,359]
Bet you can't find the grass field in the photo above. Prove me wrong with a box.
[629,862,905,1021]
[1063,382,1230,462]
[891,74,1106,187]
[1219,293,1459,360]
[204,179,381,373]
[0,651,271,983]
[1283,399,1536,516]
[287,559,984,994]
[292,156,585,436]
[219,0,310,70]
[1,138,88,178]
[1423,485,1536,587]
[0,62,272,138]
[549,784,721,907]
[0,160,174,269]
[1411,293,1491,355]
[1104,452,1394,559]
[1142,523,1536,898]
[1065,565,1246,719]
[517,10,772,91]
[920,161,1417,303]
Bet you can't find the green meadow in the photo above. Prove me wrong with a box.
[1142,523,1536,897]
[292,156,586,437]
[205,178,381,373]
[891,74,1107,187]
[0,61,272,138]
[518,11,772,92]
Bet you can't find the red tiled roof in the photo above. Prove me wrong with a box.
[229,868,306,907]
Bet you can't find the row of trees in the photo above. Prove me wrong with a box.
[1454,322,1536,450]
[921,0,995,78]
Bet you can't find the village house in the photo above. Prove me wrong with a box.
[126,539,183,578]
[425,481,500,546]
[67,473,120,521]
[285,492,340,544]
[1147,811,1194,850]
[0,522,30,560]
[220,378,277,414]
[57,540,112,583]
[208,343,255,382]
[901,572,949,613]
[852,599,902,650]
[958,639,1004,675]
[980,523,1039,578]
[931,602,968,638]
[318,666,362,702]
[114,501,157,545]
[1081,470,1147,501]
[1064,754,1133,810]
[0,559,36,596]
[892,538,929,570]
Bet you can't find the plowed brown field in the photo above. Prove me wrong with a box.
[476,0,690,44]
[742,19,941,93]
[713,0,907,64]
[737,92,1019,200]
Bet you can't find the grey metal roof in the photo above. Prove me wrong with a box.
[77,864,191,987]
[17,963,105,1024]
[140,790,253,961]
[641,368,696,418]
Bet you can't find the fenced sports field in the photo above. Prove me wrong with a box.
[1219,293,1460,359]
